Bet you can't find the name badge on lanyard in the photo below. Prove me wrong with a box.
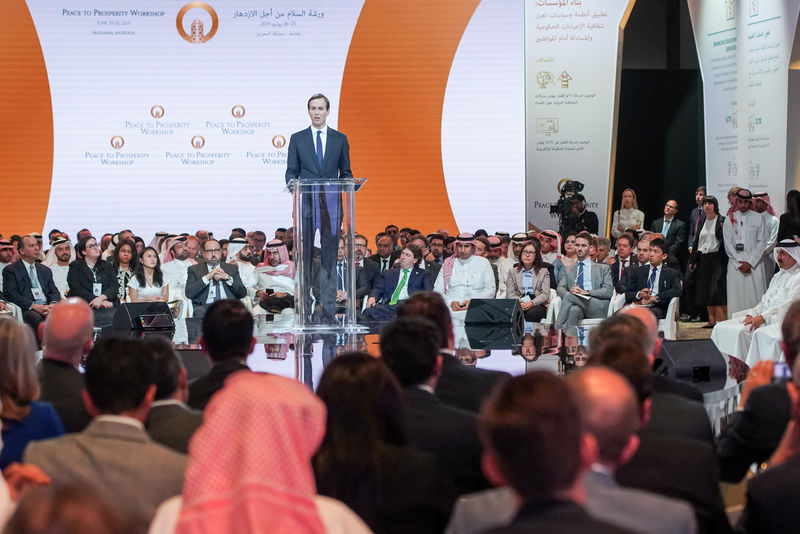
[92,283,103,297]
[208,283,217,299]
[31,288,44,301]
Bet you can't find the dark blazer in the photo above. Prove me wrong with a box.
[37,359,90,433]
[285,126,352,183]
[484,500,635,534]
[66,259,119,304]
[357,258,380,293]
[285,126,352,232]
[402,387,487,496]
[688,206,706,250]
[315,443,455,534]
[435,353,510,413]
[652,217,688,258]
[610,255,639,293]
[739,452,800,534]
[420,259,442,280]
[616,435,731,534]
[717,383,790,483]
[2,260,61,310]
[145,402,203,454]
[652,374,704,403]
[624,264,682,316]
[644,392,715,446]
[185,262,247,307]
[187,359,250,410]
[371,266,431,302]
[691,215,727,268]
[367,251,401,272]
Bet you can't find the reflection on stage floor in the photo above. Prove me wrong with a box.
[102,315,747,435]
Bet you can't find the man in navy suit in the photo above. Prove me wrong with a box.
[624,238,682,320]
[2,235,61,332]
[363,244,432,320]
[651,199,687,263]
[285,93,352,320]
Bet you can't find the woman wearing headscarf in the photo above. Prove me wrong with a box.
[148,373,371,534]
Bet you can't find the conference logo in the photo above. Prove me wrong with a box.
[110,136,125,149]
[150,105,165,118]
[272,135,286,149]
[191,135,205,149]
[176,2,218,44]
[231,105,245,118]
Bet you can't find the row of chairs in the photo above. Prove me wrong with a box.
[545,289,679,340]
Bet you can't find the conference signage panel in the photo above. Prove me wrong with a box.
[524,0,635,234]
[688,0,800,214]
[0,1,524,240]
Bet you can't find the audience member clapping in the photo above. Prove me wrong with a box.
[313,353,453,533]
[148,372,370,534]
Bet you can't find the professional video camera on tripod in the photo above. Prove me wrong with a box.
[549,180,598,237]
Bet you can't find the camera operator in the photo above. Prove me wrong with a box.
[558,194,598,237]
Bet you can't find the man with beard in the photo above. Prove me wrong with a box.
[185,239,247,319]
[161,236,195,301]
[42,237,75,298]
[225,237,258,299]
[254,239,295,314]
[724,189,770,316]
[434,233,496,315]
[712,240,800,364]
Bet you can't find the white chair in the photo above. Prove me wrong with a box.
[658,297,680,340]
[545,290,621,327]
[2,302,23,323]
[544,289,559,323]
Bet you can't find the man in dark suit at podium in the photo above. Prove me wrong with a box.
[286,93,353,320]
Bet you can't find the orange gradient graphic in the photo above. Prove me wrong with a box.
[0,1,53,235]
[339,0,481,239]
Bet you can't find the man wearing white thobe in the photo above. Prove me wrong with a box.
[41,238,74,299]
[723,189,769,317]
[712,240,800,364]
[161,236,195,313]
[434,233,496,318]
[753,191,779,285]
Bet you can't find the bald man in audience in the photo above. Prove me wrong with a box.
[37,298,94,432]
[587,340,728,534]
[446,367,697,534]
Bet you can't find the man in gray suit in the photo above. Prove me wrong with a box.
[24,337,187,528]
[445,367,697,534]
[556,231,613,327]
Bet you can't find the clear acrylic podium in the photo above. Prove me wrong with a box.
[285,177,367,332]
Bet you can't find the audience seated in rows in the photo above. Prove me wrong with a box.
[24,336,187,528]
[187,300,253,411]
[313,353,453,534]
[148,372,370,534]
[379,316,488,496]
[0,318,63,469]
[37,298,93,432]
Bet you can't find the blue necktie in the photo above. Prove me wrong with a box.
[337,262,344,291]
[577,261,584,289]
[648,266,657,291]
[316,130,323,169]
